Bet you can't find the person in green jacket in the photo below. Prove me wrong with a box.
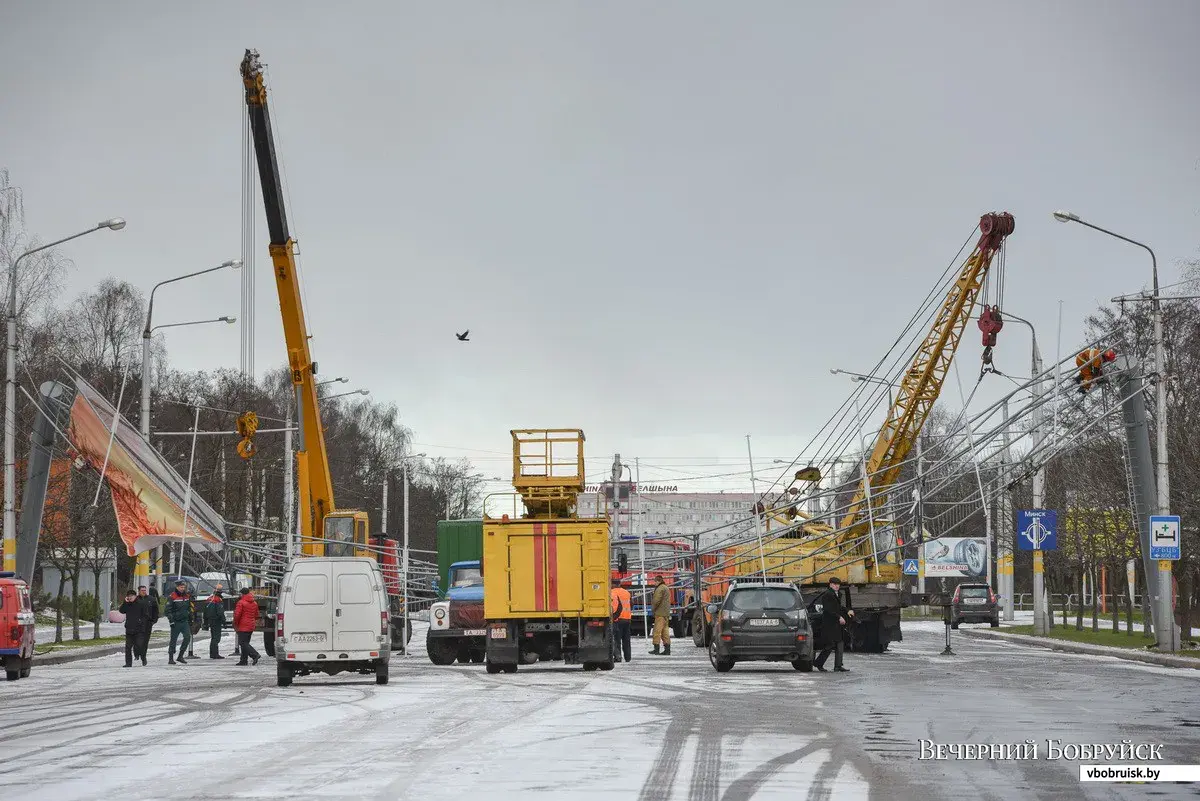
[164,580,193,665]
[203,590,227,659]
[650,575,672,656]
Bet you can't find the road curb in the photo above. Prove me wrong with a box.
[32,633,213,666]
[961,628,1200,670]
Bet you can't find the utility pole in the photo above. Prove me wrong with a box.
[746,435,767,579]
[283,406,294,560]
[915,432,926,613]
[1032,348,1048,635]
[999,399,1015,621]
[402,459,411,656]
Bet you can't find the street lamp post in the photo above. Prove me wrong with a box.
[1053,210,1174,650]
[139,259,240,588]
[1001,311,1043,626]
[398,452,426,657]
[317,377,349,387]
[4,219,125,574]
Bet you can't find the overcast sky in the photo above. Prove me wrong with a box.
[3,2,1197,493]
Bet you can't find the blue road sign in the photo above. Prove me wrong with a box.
[902,559,919,576]
[1149,515,1181,560]
[1017,509,1057,551]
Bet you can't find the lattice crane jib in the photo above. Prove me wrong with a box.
[836,213,1015,575]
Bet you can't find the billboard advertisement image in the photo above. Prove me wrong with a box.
[67,376,225,557]
[923,537,987,578]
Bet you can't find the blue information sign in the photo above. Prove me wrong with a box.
[1017,509,1057,551]
[1149,515,1181,560]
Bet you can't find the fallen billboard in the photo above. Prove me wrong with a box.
[923,537,987,578]
[67,376,225,557]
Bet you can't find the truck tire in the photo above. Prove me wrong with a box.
[486,661,503,674]
[598,660,614,671]
[469,650,484,663]
[672,618,687,639]
[692,610,707,648]
[276,664,292,687]
[792,658,813,672]
[504,664,518,674]
[427,636,459,666]
[582,663,598,671]
[19,657,31,678]
[375,661,389,685]
[5,668,18,681]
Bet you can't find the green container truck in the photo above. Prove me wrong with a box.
[435,519,483,598]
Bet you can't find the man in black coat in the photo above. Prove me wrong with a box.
[119,589,151,667]
[812,577,854,673]
[136,585,158,659]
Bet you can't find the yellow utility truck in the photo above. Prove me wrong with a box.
[482,430,613,673]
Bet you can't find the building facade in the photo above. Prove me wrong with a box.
[576,489,758,548]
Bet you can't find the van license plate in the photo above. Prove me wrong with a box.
[463,629,486,636]
[749,618,779,626]
[293,632,327,643]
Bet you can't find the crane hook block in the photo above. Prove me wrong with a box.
[236,411,259,460]
[977,305,1004,347]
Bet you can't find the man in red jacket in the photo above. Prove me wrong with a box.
[233,588,261,666]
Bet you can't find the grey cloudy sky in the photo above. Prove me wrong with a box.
[3,2,1197,492]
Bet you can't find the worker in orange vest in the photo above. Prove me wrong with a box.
[610,579,632,663]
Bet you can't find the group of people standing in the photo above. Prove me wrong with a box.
[609,574,674,663]
[118,579,262,667]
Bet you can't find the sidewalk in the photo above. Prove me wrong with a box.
[33,631,215,667]
[960,628,1200,670]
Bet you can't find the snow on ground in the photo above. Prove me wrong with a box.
[2,620,1197,801]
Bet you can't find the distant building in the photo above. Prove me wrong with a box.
[576,488,758,548]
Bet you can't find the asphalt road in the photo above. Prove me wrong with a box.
[1,621,1197,800]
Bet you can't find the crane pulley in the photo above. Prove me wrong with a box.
[236,411,259,459]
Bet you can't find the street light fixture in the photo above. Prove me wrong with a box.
[1052,208,1172,650]
[317,377,349,387]
[150,316,237,334]
[4,219,125,575]
[327,388,370,400]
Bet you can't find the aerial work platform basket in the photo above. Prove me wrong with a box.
[510,429,585,518]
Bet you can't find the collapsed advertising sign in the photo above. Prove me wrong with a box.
[923,537,987,578]
[68,376,225,557]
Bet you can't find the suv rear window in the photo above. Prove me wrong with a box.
[726,588,801,611]
[959,587,989,598]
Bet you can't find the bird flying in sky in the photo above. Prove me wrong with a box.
[456,330,469,341]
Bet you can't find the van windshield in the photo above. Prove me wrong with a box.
[726,588,801,611]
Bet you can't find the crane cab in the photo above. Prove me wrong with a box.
[321,511,372,558]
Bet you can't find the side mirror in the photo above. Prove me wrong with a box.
[705,603,718,615]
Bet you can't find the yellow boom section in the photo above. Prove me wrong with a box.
[241,50,338,554]
[835,212,1015,582]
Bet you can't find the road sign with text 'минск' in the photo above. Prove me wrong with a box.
[1017,509,1057,551]
[1149,515,1181,560]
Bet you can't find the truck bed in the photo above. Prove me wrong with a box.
[483,519,609,620]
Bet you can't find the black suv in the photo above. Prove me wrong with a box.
[951,583,999,629]
[706,583,814,673]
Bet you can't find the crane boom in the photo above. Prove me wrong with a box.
[241,49,365,556]
[835,212,1014,578]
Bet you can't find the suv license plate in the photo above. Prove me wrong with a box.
[749,618,779,626]
[293,632,326,643]
[964,598,985,605]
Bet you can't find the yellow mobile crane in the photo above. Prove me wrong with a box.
[733,212,1015,651]
[240,50,370,557]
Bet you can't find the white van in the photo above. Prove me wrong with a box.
[275,557,391,687]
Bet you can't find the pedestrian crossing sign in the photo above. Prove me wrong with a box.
[902,559,919,576]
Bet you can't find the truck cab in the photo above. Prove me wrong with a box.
[427,560,486,665]
[0,572,36,681]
